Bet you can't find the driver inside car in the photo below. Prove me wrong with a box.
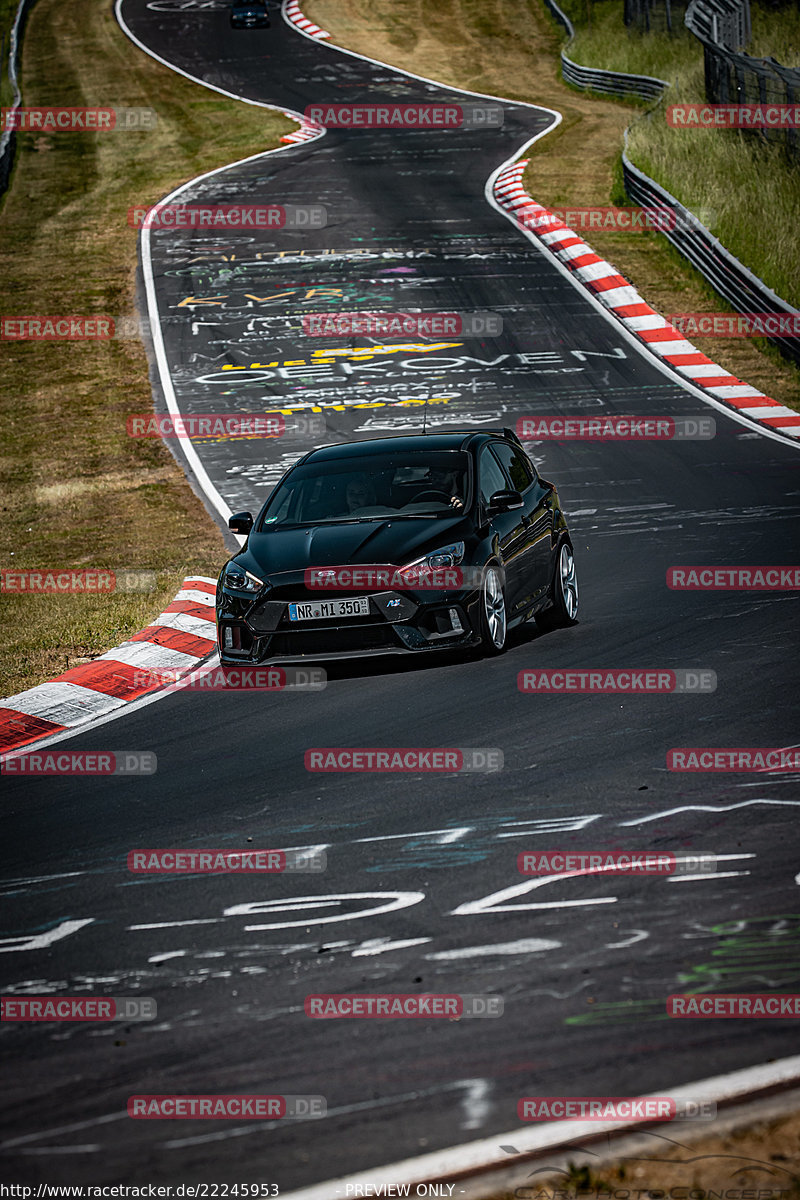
[345,473,377,513]
[427,465,464,511]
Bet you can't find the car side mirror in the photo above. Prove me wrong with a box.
[487,489,523,515]
[228,511,253,535]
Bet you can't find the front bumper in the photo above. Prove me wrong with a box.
[217,583,481,664]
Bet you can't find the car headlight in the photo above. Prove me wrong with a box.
[222,564,264,593]
[396,542,465,584]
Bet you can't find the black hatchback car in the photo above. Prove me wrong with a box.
[230,0,269,27]
[216,429,578,664]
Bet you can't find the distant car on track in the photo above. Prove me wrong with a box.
[216,428,578,665]
[229,0,269,27]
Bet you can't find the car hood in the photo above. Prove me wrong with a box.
[237,516,467,578]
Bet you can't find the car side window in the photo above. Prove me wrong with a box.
[490,442,534,493]
[479,446,510,508]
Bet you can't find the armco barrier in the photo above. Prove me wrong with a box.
[685,0,751,50]
[543,0,668,101]
[622,132,800,367]
[686,0,799,160]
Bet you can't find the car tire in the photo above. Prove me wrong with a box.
[536,541,578,631]
[479,564,507,654]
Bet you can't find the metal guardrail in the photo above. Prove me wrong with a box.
[540,0,798,367]
[622,132,800,367]
[543,0,668,101]
[685,0,750,50]
[685,0,798,158]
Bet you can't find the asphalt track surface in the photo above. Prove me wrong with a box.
[2,1,800,1188]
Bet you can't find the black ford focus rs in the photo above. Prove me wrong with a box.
[216,428,578,664]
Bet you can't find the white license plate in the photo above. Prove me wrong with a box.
[288,597,370,621]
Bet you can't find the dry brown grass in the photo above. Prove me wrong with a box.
[0,0,293,698]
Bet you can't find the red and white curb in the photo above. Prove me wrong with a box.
[280,112,325,144]
[0,576,217,755]
[494,161,800,441]
[284,0,329,39]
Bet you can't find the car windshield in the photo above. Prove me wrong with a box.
[258,451,471,528]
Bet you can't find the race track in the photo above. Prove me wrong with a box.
[2,1,800,1187]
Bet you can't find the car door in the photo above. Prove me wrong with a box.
[489,441,554,608]
[478,443,527,614]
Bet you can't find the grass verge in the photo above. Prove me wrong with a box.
[0,0,293,699]
[560,0,800,308]
[304,0,800,410]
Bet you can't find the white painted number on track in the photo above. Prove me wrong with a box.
[223,891,425,931]
[0,917,94,953]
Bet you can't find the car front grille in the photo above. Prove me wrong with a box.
[265,625,400,656]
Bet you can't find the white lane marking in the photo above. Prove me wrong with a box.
[668,870,751,882]
[278,1056,800,1200]
[0,870,85,888]
[619,799,800,825]
[355,827,472,844]
[425,938,561,960]
[495,815,602,838]
[129,919,221,929]
[352,937,432,957]
[148,950,188,963]
[0,918,94,954]
[605,928,649,949]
